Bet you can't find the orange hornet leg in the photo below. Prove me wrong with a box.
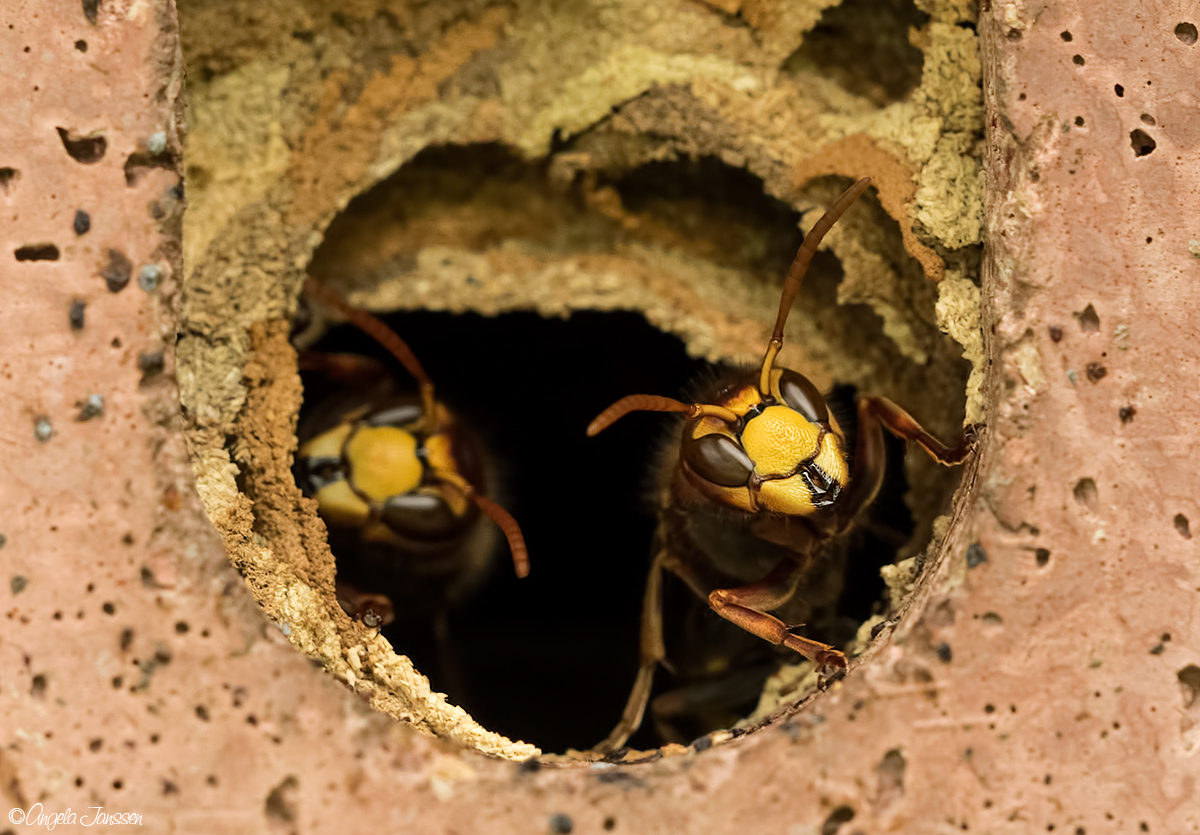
[861,396,980,466]
[706,558,847,673]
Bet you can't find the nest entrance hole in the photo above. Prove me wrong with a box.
[285,142,970,755]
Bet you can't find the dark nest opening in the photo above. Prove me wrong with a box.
[290,142,970,754]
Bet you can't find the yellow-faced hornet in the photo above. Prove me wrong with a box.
[296,280,529,646]
[587,179,977,750]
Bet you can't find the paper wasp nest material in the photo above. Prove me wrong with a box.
[177,0,983,757]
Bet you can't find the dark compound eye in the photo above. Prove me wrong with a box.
[683,432,755,487]
[381,492,468,540]
[300,456,344,494]
[365,402,423,428]
[777,369,828,423]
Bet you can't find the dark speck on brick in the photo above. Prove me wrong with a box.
[966,542,988,568]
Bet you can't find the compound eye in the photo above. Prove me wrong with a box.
[299,456,344,494]
[683,432,755,487]
[381,492,466,540]
[365,401,424,429]
[777,369,828,424]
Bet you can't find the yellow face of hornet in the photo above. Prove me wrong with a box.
[297,400,475,546]
[679,368,849,517]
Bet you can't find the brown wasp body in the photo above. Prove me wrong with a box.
[296,280,529,637]
[589,179,976,750]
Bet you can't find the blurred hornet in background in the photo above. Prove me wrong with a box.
[295,280,529,651]
[588,179,978,750]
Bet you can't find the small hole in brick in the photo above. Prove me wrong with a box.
[1130,129,1156,156]
[112,779,123,790]
[82,0,100,24]
[175,621,189,634]
[103,601,116,615]
[264,775,296,821]
[1115,84,1125,97]
[1035,548,1050,567]
[1085,362,1107,382]
[1075,116,1085,126]
[1074,304,1100,332]
[1140,113,1156,125]
[1072,54,1084,65]
[119,627,132,650]
[1060,31,1073,41]
[15,244,60,261]
[1175,514,1192,539]
[69,299,86,330]
[1119,405,1136,423]
[1176,22,1198,45]
[1049,325,1063,342]
[124,149,175,187]
[100,248,133,292]
[822,805,855,834]
[1179,665,1200,708]
[195,705,210,721]
[138,350,166,385]
[1007,28,1021,41]
[1073,478,1099,511]
[56,127,107,163]
[75,39,88,51]
[89,737,103,752]
[73,209,90,235]
[966,542,988,568]
[0,167,18,193]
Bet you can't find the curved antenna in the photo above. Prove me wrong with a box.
[587,395,740,437]
[758,177,873,395]
[303,278,438,426]
[435,470,530,578]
